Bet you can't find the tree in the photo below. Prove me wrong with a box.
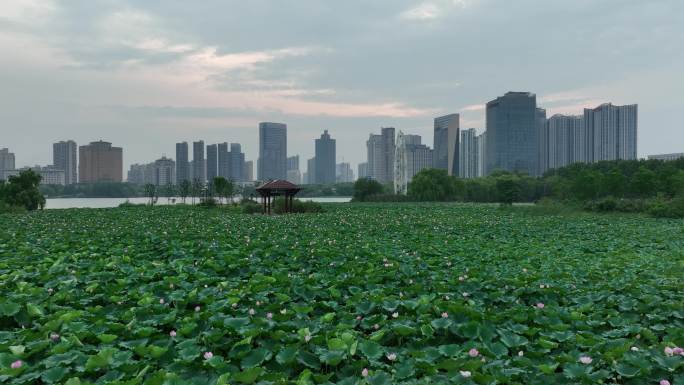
[571,170,602,200]
[630,166,657,197]
[191,178,203,205]
[163,183,176,204]
[179,180,191,204]
[213,177,228,205]
[144,184,157,205]
[603,168,626,197]
[495,177,520,205]
[0,169,46,210]
[408,169,458,201]
[352,178,384,201]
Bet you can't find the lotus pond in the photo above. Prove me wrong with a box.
[0,204,683,385]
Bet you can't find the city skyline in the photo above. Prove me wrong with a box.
[1,1,682,174]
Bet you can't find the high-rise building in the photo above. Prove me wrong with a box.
[287,155,301,184]
[192,141,205,183]
[243,160,254,182]
[53,140,77,184]
[648,153,684,161]
[154,156,176,186]
[405,139,434,182]
[584,103,637,162]
[315,130,336,184]
[485,92,539,176]
[544,114,583,173]
[476,132,487,177]
[336,163,354,183]
[459,129,478,179]
[434,114,460,176]
[78,141,123,183]
[258,122,287,181]
[218,142,229,179]
[175,142,189,184]
[229,143,245,181]
[366,127,395,183]
[0,148,16,172]
[306,157,316,184]
[536,108,548,176]
[358,162,368,180]
[127,164,147,185]
[206,144,218,182]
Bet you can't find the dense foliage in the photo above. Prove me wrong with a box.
[0,169,45,211]
[0,204,683,384]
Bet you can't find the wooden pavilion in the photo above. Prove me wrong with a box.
[255,180,302,214]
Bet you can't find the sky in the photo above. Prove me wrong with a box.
[1,0,683,175]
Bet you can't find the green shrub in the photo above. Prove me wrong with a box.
[0,201,26,214]
[648,196,684,218]
[273,198,324,214]
[198,197,218,208]
[354,194,414,203]
[584,197,648,213]
[118,200,146,208]
[242,201,262,214]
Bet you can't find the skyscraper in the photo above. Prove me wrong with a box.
[218,142,229,179]
[476,132,487,177]
[404,137,433,182]
[358,162,368,180]
[536,108,548,176]
[243,160,254,182]
[459,129,478,179]
[315,130,336,184]
[287,155,301,184]
[0,148,16,172]
[53,140,77,184]
[545,114,582,172]
[206,144,218,182]
[78,141,123,183]
[175,142,189,184]
[366,127,395,183]
[154,156,176,186]
[193,141,205,183]
[336,163,354,183]
[306,157,316,184]
[229,143,245,181]
[434,114,460,176]
[485,92,539,176]
[258,122,287,181]
[584,103,637,162]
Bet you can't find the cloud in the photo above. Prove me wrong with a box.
[400,3,441,20]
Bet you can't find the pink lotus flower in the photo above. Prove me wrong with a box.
[660,380,671,385]
[441,312,449,318]
[459,276,465,281]
[232,303,238,308]
[356,315,362,321]
[460,370,471,378]
[579,356,592,365]
[203,351,213,360]
[50,333,60,341]
[266,312,273,319]
[361,368,369,377]
[536,302,545,309]
[673,347,684,355]
[170,330,177,337]
[664,347,674,356]
[10,360,22,369]
[386,353,397,361]
[468,348,479,357]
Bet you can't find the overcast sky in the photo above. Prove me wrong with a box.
[1,0,683,174]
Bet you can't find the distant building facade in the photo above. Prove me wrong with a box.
[358,162,368,180]
[206,144,218,182]
[485,92,539,176]
[475,132,486,177]
[405,139,433,182]
[53,140,77,184]
[175,142,189,184]
[192,141,205,183]
[584,103,637,162]
[287,155,301,184]
[258,122,287,181]
[128,157,175,186]
[434,114,460,176]
[78,141,123,183]
[367,127,395,183]
[315,130,336,184]
[305,157,316,184]
[336,162,354,183]
[0,148,15,173]
[243,160,254,182]
[648,153,684,162]
[459,128,478,179]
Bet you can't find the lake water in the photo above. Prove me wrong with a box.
[44,196,351,209]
